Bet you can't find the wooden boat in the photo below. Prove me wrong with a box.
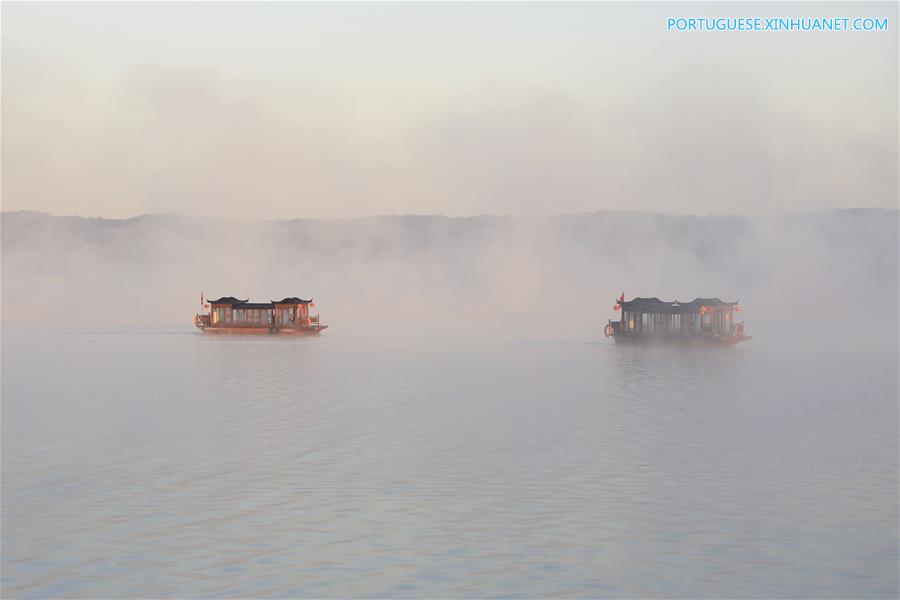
[194,295,327,335]
[605,295,750,345]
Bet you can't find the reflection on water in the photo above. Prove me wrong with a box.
[2,332,897,598]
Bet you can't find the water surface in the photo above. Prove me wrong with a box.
[2,332,897,598]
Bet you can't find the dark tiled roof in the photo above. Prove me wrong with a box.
[207,296,310,307]
[272,297,312,304]
[208,296,248,304]
[619,297,738,313]
[234,303,274,310]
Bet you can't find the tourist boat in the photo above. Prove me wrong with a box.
[605,294,750,344]
[194,295,328,335]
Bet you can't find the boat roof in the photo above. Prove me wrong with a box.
[207,296,248,304]
[207,296,311,306]
[234,302,274,310]
[619,297,738,313]
[272,297,312,304]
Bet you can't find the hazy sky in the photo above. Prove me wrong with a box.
[2,2,897,219]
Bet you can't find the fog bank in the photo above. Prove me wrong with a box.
[1,209,896,341]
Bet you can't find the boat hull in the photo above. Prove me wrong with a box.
[198,325,328,335]
[612,334,750,345]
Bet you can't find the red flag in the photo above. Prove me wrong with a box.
[618,292,625,303]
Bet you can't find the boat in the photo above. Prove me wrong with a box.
[194,295,328,335]
[604,294,750,344]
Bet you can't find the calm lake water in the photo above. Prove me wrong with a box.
[2,331,897,598]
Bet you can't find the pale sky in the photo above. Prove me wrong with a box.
[2,1,897,219]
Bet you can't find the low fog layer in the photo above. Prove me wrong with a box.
[1,209,897,340]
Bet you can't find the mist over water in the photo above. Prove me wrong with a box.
[1,209,898,598]
[2,209,897,338]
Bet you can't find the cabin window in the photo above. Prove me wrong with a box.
[702,312,712,327]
